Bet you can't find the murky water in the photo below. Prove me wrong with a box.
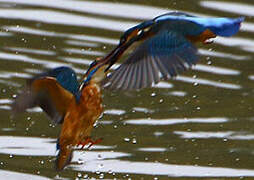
[0,0,253,179]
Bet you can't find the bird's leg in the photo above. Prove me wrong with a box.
[87,137,103,149]
[77,137,103,150]
[77,138,91,149]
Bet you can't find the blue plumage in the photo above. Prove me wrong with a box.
[45,66,79,95]
[155,12,244,37]
[101,12,244,90]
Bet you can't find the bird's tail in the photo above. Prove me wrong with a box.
[55,139,73,171]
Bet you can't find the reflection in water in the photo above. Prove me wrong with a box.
[176,76,241,89]
[0,9,136,31]
[193,64,240,75]
[73,158,254,177]
[199,49,248,61]
[215,37,254,53]
[201,1,254,16]
[0,136,115,156]
[0,170,50,180]
[175,131,254,140]
[103,109,126,115]
[137,147,167,152]
[125,117,228,125]
[0,0,168,19]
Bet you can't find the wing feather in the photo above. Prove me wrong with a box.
[102,30,198,90]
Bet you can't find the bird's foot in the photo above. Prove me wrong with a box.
[77,137,103,150]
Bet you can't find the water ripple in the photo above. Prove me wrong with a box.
[176,76,241,89]
[0,170,50,180]
[73,158,254,177]
[125,117,228,125]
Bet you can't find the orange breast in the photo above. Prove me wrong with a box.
[56,82,103,170]
[60,83,103,146]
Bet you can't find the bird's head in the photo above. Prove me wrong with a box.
[119,20,154,46]
[101,20,155,71]
[83,20,155,82]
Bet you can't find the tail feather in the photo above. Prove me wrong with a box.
[55,143,73,171]
[207,17,245,37]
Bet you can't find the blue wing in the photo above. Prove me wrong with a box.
[102,30,198,90]
[29,66,79,95]
[12,66,78,124]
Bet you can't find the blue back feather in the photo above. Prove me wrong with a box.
[154,13,244,37]
[46,66,79,95]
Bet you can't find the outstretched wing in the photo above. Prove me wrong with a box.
[12,67,78,124]
[28,66,79,95]
[101,30,198,90]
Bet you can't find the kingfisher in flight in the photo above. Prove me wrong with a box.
[12,12,244,170]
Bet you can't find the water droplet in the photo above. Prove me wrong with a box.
[95,170,100,175]
[99,173,104,179]
[108,169,113,174]
[113,125,117,129]
[83,174,88,178]
[159,99,163,103]
[196,106,200,110]
[235,158,240,161]
[27,117,31,120]
[77,173,82,178]
[37,171,40,174]
[9,154,13,158]
[207,60,212,65]
[132,138,137,144]
[193,75,197,79]
[97,154,102,160]
[151,92,156,97]
[154,177,158,180]
[193,82,198,86]
[12,94,17,98]
[78,158,84,164]
[154,132,163,137]
[98,163,104,168]
[223,138,228,142]
[40,160,44,164]
[145,157,148,161]
[124,138,130,142]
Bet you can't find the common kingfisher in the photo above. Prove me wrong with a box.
[12,12,244,170]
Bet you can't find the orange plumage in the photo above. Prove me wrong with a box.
[56,82,103,170]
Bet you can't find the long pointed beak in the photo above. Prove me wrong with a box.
[82,42,126,82]
[97,42,129,72]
